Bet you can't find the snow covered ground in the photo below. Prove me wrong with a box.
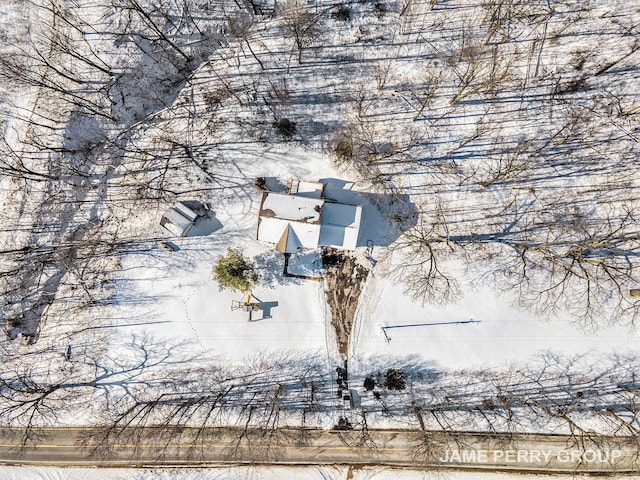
[101,0,640,381]
[351,272,640,371]
[109,146,348,363]
[115,238,329,362]
[4,466,640,480]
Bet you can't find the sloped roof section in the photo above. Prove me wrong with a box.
[275,224,306,253]
[160,201,201,237]
[319,203,362,250]
[275,224,291,253]
[258,216,321,250]
[289,179,325,198]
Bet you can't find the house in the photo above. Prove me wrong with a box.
[257,180,362,253]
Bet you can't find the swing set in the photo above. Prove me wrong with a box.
[231,294,261,321]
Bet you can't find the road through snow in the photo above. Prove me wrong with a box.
[0,428,637,474]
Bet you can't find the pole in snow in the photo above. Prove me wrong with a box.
[383,319,481,329]
[378,324,391,343]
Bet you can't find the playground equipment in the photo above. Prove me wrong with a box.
[231,294,261,321]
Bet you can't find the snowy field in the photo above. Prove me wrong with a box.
[117,246,329,360]
[4,466,640,480]
[351,273,640,371]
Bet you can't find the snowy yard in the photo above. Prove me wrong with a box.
[115,238,330,362]
[107,143,405,364]
[6,466,639,480]
[351,273,640,371]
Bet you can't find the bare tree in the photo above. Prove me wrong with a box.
[389,200,461,306]
[396,186,640,328]
[278,0,321,64]
[495,204,640,329]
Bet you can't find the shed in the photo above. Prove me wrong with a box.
[160,201,200,237]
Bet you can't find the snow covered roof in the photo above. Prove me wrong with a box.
[160,201,201,237]
[260,191,323,224]
[257,193,323,252]
[319,202,362,250]
[289,179,325,198]
[257,190,362,252]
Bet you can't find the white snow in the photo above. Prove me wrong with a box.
[351,273,640,371]
[258,193,324,248]
[1,0,639,444]
[289,179,325,198]
[161,204,199,237]
[320,202,362,250]
[261,193,323,224]
[2,466,640,480]
[257,190,362,251]
[111,146,341,363]
[114,240,329,363]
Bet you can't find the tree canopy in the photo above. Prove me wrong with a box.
[212,248,258,292]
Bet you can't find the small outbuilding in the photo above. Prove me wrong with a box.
[160,201,202,237]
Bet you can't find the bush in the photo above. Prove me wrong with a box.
[363,376,376,391]
[384,368,406,391]
[332,5,351,21]
[482,398,495,410]
[334,417,353,430]
[254,176,268,192]
[212,248,258,292]
[227,13,252,38]
[374,2,387,17]
[335,137,353,162]
[274,118,297,138]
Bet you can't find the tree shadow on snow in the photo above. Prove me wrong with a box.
[254,251,302,287]
[319,178,418,248]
